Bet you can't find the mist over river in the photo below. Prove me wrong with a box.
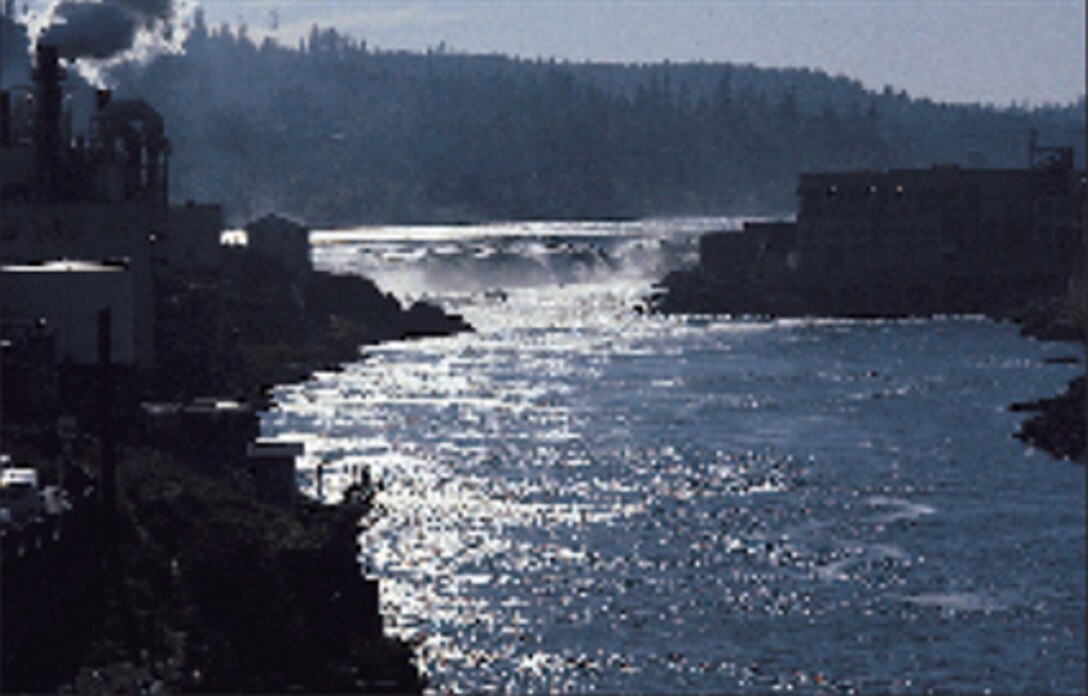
[262,220,1085,693]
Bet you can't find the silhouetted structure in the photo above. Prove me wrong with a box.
[668,147,1085,316]
[1,45,223,378]
[1,32,434,696]
[244,213,313,290]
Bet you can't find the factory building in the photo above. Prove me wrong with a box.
[794,147,1082,310]
[1,45,225,377]
[694,142,1084,316]
[700,221,798,286]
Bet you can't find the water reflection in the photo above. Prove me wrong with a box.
[263,223,1085,693]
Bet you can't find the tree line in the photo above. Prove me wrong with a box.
[102,15,1085,225]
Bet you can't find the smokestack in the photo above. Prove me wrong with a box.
[62,93,73,149]
[33,44,66,199]
[96,88,112,112]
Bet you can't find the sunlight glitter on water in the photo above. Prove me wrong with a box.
[263,221,1085,693]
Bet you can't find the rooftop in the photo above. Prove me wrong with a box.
[2,260,129,273]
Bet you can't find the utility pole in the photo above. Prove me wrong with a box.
[97,308,117,568]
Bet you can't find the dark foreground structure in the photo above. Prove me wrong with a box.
[2,46,467,692]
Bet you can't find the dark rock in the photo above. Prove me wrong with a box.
[404,301,472,338]
[1008,295,1085,343]
[1012,377,1085,463]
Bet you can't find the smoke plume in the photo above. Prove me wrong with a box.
[33,0,193,83]
[40,3,137,59]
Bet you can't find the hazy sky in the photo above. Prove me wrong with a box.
[27,1,1087,105]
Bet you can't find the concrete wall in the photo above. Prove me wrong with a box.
[164,202,224,273]
[698,231,759,280]
[794,166,1083,292]
[0,201,161,370]
[0,200,162,265]
[0,144,32,197]
[1,261,137,365]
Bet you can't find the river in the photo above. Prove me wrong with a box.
[262,219,1085,694]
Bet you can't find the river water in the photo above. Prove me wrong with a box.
[262,220,1085,694]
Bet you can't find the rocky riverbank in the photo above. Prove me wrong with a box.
[1011,376,1085,462]
[1005,293,1085,463]
[154,251,472,401]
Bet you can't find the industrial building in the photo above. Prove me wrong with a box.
[691,142,1084,316]
[1,43,312,515]
[1,45,225,376]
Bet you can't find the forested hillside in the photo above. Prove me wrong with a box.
[102,16,1084,225]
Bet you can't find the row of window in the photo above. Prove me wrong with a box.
[820,183,909,198]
